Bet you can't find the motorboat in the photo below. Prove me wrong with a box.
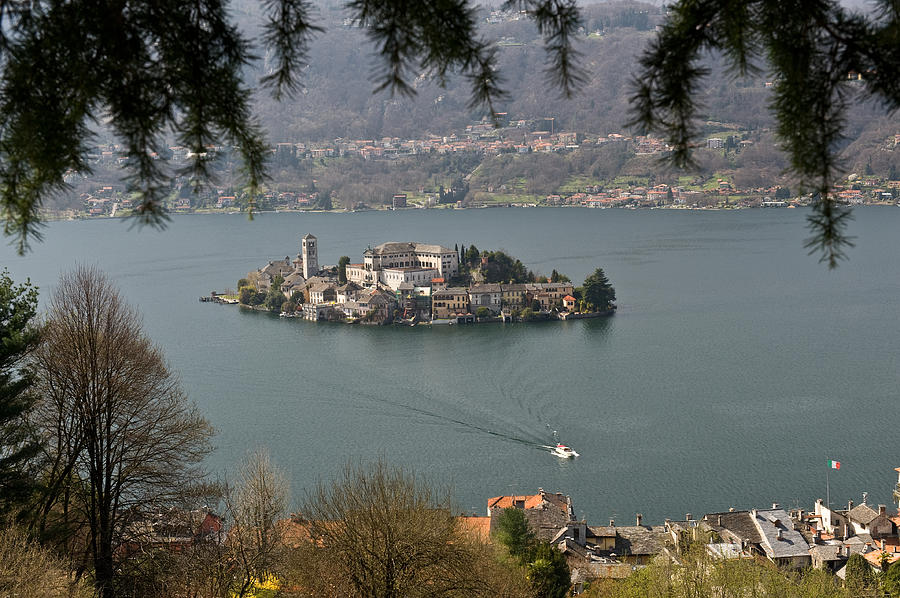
[551,443,579,459]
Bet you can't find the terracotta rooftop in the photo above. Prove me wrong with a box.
[457,516,491,542]
[864,549,900,570]
[486,489,571,517]
[488,494,545,511]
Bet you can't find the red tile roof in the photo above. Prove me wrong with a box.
[487,494,545,511]
[457,516,491,542]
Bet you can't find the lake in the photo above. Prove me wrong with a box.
[3,206,898,523]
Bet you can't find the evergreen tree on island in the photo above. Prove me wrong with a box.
[338,256,350,284]
[582,268,616,311]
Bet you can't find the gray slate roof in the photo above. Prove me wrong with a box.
[283,272,305,285]
[848,504,881,525]
[703,511,763,544]
[753,509,810,559]
[588,526,617,538]
[370,241,454,255]
[845,532,874,545]
[809,544,844,562]
[613,525,668,556]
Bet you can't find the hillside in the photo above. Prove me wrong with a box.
[57,1,900,214]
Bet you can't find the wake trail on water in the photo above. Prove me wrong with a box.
[312,371,556,453]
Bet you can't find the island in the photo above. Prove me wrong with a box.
[214,233,616,325]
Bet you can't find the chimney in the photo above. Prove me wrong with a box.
[776,529,783,541]
[636,513,643,526]
[729,507,735,512]
[609,519,615,527]
[848,500,854,511]
[772,503,780,510]
[879,504,887,515]
[862,492,868,505]
[717,515,722,527]
[814,529,821,543]
[686,513,692,521]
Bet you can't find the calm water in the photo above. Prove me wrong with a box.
[3,207,898,523]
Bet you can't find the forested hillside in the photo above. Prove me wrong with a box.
[65,0,900,213]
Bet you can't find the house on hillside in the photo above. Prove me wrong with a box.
[702,506,811,568]
[119,508,224,556]
[487,488,574,540]
[847,501,895,538]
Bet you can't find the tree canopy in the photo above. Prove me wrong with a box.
[629,0,900,267]
[337,256,351,284]
[293,459,528,597]
[494,507,535,563]
[0,270,42,517]
[0,0,583,253]
[582,268,616,311]
[32,266,214,598]
[885,560,900,598]
[526,542,570,598]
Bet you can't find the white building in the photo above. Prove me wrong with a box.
[381,267,439,291]
[363,242,458,278]
[345,263,374,287]
[346,241,458,288]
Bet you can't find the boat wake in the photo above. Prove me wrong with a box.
[313,372,576,457]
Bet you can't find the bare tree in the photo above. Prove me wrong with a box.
[31,265,214,598]
[290,459,530,598]
[227,447,289,598]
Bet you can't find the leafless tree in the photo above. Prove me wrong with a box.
[227,447,289,598]
[290,459,530,598]
[31,265,214,598]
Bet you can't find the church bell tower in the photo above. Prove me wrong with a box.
[302,233,318,279]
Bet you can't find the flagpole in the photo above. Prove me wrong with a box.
[826,465,830,508]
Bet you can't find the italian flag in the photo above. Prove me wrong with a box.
[828,460,841,470]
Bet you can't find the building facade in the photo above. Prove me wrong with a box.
[302,233,318,279]
[362,242,459,280]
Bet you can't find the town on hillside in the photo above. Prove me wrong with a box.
[154,467,900,595]
[217,233,616,325]
[55,120,900,219]
[443,466,900,592]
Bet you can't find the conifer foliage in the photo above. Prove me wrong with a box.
[0,270,41,517]
[0,0,583,253]
[628,0,900,267]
